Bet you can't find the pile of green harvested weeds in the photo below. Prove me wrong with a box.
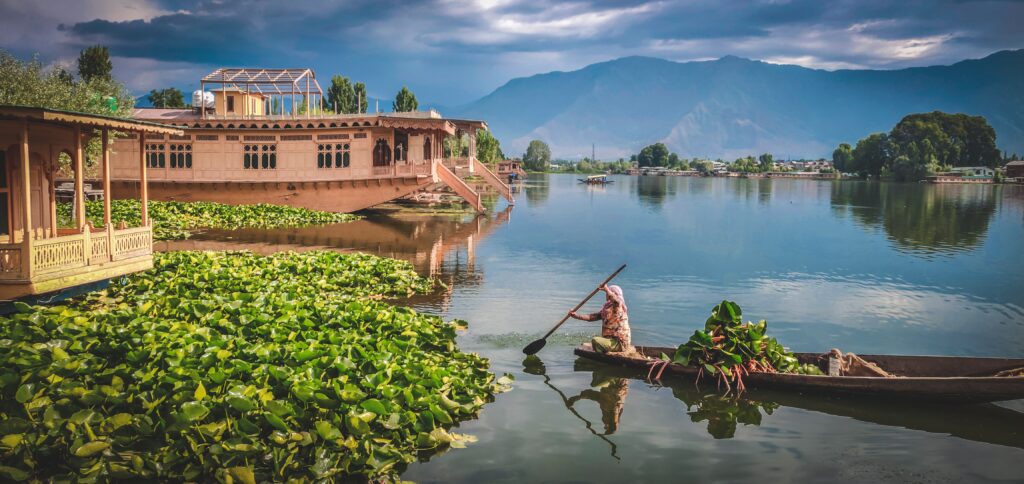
[0,251,507,481]
[58,200,358,240]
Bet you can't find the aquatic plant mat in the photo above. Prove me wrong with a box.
[0,250,509,481]
[58,200,359,241]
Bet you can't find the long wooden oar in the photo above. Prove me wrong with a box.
[522,264,627,355]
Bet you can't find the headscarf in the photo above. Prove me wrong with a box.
[603,284,627,313]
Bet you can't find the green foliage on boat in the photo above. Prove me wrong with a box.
[57,200,359,240]
[668,300,820,391]
[0,250,509,481]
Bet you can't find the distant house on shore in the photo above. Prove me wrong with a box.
[1004,160,1024,180]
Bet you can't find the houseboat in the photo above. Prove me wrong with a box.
[109,68,512,213]
[496,159,526,179]
[926,166,995,184]
[0,105,177,300]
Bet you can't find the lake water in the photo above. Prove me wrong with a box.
[164,174,1024,482]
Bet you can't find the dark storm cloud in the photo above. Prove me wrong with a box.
[2,0,1022,104]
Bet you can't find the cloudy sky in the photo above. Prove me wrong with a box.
[1,0,1022,106]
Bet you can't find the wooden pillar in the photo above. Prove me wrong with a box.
[20,121,32,278]
[200,81,205,119]
[74,125,86,229]
[48,173,56,238]
[467,130,477,173]
[102,129,113,261]
[139,134,149,226]
[305,76,310,118]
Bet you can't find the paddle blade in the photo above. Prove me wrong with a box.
[522,338,546,355]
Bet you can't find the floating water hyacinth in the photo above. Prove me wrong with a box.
[0,250,509,481]
[57,200,359,240]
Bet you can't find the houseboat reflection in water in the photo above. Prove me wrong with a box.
[157,205,512,310]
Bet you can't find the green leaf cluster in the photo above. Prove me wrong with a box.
[0,250,505,481]
[671,301,808,387]
[57,200,358,241]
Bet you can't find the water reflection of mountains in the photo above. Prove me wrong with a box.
[560,358,1024,450]
[831,182,1000,256]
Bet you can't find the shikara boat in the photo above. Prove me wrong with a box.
[574,344,1024,403]
[579,174,613,184]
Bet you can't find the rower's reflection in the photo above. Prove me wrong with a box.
[523,356,622,460]
[566,374,629,435]
[570,357,776,440]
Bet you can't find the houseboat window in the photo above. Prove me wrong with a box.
[373,139,392,166]
[145,144,166,168]
[318,143,350,169]
[244,144,276,170]
[394,132,409,162]
[169,144,193,169]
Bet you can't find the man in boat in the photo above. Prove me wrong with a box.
[569,284,633,354]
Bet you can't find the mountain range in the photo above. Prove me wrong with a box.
[447,50,1024,160]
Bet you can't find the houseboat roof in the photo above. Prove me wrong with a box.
[0,105,184,135]
[201,68,321,95]
[131,108,486,135]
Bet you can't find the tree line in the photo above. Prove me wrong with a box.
[832,111,1001,181]
[0,45,134,117]
[0,46,137,169]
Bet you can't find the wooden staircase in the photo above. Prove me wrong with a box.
[434,162,484,213]
[472,158,514,204]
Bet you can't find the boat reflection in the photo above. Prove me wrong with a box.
[569,358,1024,448]
[523,356,621,460]
[157,206,513,311]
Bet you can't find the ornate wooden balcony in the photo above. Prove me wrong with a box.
[0,106,181,301]
[0,226,154,298]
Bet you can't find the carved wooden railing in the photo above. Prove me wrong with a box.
[112,226,152,261]
[90,234,109,260]
[32,234,86,274]
[0,245,23,279]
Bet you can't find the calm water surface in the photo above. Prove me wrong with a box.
[165,174,1024,482]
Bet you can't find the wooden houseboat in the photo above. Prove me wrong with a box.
[496,159,526,178]
[0,106,179,300]
[108,68,512,213]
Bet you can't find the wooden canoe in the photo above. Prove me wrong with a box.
[574,344,1024,403]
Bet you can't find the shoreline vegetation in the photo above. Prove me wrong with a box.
[57,200,359,241]
[0,250,509,481]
